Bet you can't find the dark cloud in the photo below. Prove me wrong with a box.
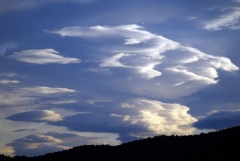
[51,112,146,142]
[6,110,62,122]
[6,134,64,157]
[52,112,144,134]
[51,99,197,142]
[7,132,119,156]
[194,111,240,130]
[14,129,35,132]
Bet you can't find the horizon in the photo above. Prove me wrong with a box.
[0,0,240,157]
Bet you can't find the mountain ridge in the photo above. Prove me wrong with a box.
[1,126,240,161]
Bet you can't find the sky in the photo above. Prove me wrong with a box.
[0,0,240,157]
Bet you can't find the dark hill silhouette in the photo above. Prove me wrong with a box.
[1,126,240,161]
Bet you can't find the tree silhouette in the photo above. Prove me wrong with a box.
[1,125,240,161]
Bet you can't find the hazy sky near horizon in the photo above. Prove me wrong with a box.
[0,0,240,157]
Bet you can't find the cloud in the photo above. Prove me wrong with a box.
[0,85,76,111]
[0,0,96,14]
[20,134,62,143]
[6,132,120,156]
[19,86,76,95]
[118,99,197,136]
[41,100,78,105]
[194,111,240,130]
[6,134,63,156]
[6,110,62,122]
[100,53,129,68]
[0,86,76,107]
[0,146,14,156]
[0,73,17,77]
[0,43,18,56]
[47,24,238,98]
[203,6,240,30]
[0,93,35,107]
[0,79,20,84]
[14,129,35,132]
[9,49,80,64]
[52,99,197,142]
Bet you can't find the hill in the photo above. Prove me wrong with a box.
[1,126,240,161]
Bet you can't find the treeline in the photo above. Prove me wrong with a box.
[1,126,240,161]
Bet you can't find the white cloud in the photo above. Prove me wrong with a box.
[166,66,218,85]
[56,98,197,141]
[9,49,80,64]
[46,24,153,40]
[118,99,197,136]
[19,86,76,95]
[47,24,238,98]
[39,110,63,122]
[203,7,240,30]
[135,62,162,79]
[100,53,129,67]
[0,79,20,84]
[42,100,78,105]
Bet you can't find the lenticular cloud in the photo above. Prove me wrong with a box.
[47,24,239,98]
[9,49,80,64]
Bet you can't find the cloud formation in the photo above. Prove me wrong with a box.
[48,24,239,98]
[0,92,34,107]
[6,110,62,122]
[203,4,240,30]
[6,134,63,156]
[7,132,120,156]
[53,99,197,142]
[118,99,197,136]
[9,49,80,64]
[0,86,76,109]
[0,79,20,84]
[194,111,240,130]
[19,86,76,95]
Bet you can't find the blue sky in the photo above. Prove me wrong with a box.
[0,0,240,157]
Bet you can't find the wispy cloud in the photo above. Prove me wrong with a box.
[0,43,18,56]
[9,49,80,64]
[0,86,76,107]
[47,24,239,98]
[19,86,76,95]
[203,5,240,30]
[0,79,20,84]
